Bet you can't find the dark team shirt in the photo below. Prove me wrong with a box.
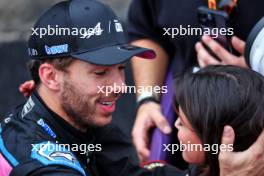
[0,92,187,176]
[127,0,264,74]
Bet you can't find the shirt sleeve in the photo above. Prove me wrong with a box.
[126,0,174,57]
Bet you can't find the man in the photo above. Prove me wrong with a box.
[5,0,264,176]
[0,0,163,175]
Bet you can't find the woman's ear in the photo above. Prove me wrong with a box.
[38,63,61,91]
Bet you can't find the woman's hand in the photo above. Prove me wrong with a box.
[19,80,35,97]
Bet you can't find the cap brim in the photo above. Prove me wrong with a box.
[71,44,156,66]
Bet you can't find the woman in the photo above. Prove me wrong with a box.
[174,65,264,176]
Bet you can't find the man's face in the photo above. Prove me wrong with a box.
[59,60,125,128]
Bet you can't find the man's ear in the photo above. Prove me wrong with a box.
[39,63,61,91]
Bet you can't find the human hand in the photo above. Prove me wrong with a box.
[132,102,171,162]
[219,126,264,176]
[195,35,248,68]
[19,80,35,97]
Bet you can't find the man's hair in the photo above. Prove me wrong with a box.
[27,57,74,85]
[174,65,264,176]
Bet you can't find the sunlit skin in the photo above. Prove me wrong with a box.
[174,107,205,164]
[38,59,126,132]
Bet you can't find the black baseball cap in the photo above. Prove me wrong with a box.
[28,0,156,65]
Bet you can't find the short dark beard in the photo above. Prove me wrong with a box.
[60,80,97,130]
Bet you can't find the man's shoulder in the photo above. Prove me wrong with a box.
[0,110,87,175]
[0,109,43,154]
[0,96,87,175]
[0,96,58,158]
[0,119,86,176]
[0,109,43,165]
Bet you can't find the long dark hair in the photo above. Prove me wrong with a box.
[174,65,264,176]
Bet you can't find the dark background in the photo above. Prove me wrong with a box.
[0,0,136,135]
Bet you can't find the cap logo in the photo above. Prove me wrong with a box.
[80,22,104,39]
[28,48,38,56]
[114,20,123,32]
[45,44,68,55]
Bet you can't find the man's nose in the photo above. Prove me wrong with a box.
[110,71,126,94]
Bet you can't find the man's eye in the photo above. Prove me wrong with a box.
[119,65,126,70]
[94,71,106,76]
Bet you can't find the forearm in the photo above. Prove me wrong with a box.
[131,39,169,97]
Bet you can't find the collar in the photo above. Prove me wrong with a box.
[29,91,95,145]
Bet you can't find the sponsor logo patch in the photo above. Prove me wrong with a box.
[31,141,86,176]
[45,44,68,55]
[21,97,35,118]
[37,119,57,139]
